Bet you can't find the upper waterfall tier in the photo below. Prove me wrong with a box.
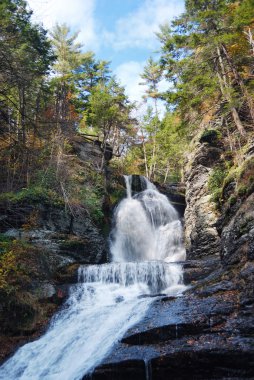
[110,175,186,263]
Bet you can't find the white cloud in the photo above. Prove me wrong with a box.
[27,0,98,50]
[115,61,146,104]
[104,0,185,51]
[115,61,166,119]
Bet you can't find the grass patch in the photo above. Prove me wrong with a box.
[208,165,228,205]
[222,157,254,203]
[79,186,104,223]
[0,186,64,207]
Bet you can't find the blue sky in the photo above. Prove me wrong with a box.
[27,0,185,107]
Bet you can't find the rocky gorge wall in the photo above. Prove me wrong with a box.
[0,137,109,362]
[89,132,254,379]
[184,143,222,258]
[184,129,254,332]
[1,128,254,377]
[184,130,254,268]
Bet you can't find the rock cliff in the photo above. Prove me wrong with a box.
[184,140,222,258]
[0,137,109,362]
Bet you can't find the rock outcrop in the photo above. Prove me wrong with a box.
[219,192,254,266]
[1,203,107,267]
[0,138,109,362]
[184,141,222,258]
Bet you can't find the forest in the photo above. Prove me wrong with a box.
[0,0,254,378]
[1,0,254,194]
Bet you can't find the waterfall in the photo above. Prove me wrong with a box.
[124,174,132,198]
[111,175,186,263]
[0,175,186,380]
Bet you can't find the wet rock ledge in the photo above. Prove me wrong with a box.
[87,254,254,379]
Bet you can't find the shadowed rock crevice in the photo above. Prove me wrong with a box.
[150,350,254,380]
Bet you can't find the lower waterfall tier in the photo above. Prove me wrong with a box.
[0,262,185,380]
[78,261,185,294]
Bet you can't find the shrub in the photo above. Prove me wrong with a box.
[228,195,237,206]
[238,185,247,197]
[208,166,227,193]
[199,129,222,145]
[79,187,104,223]
[208,165,229,207]
[0,240,32,291]
[0,186,63,206]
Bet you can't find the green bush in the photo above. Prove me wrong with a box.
[211,188,222,204]
[228,195,237,206]
[0,234,13,243]
[0,235,13,256]
[208,166,227,193]
[0,240,33,291]
[79,187,104,223]
[199,129,222,145]
[33,167,59,190]
[0,187,63,206]
[208,165,229,206]
[238,185,247,196]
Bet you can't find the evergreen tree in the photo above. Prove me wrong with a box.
[0,0,54,190]
[87,78,136,167]
[50,23,82,76]
[157,0,254,136]
[74,53,111,110]
[49,23,84,134]
[139,58,163,180]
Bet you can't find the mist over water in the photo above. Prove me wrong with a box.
[0,175,186,380]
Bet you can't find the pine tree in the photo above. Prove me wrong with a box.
[0,0,54,190]
[50,23,83,133]
[87,78,136,168]
[140,58,163,180]
[157,0,254,136]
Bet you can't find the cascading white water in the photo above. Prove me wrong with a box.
[124,174,132,198]
[0,175,186,380]
[111,175,186,263]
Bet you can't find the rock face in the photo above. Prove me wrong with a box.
[220,192,254,266]
[1,204,107,267]
[0,138,109,362]
[184,142,222,258]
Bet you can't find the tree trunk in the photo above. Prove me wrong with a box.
[216,47,246,136]
[163,163,170,183]
[140,127,149,178]
[244,28,254,57]
[221,43,254,122]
